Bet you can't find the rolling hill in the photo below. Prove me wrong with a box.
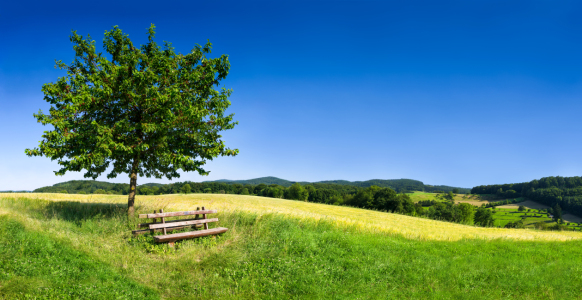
[30,177,470,194]
[1,193,581,298]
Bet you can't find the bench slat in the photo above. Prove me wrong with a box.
[149,218,218,229]
[138,217,203,228]
[139,210,217,219]
[153,227,228,243]
[132,225,202,236]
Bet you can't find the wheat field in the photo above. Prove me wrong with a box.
[3,192,582,241]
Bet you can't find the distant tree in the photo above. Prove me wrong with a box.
[203,188,212,193]
[285,183,308,201]
[518,205,526,212]
[25,24,238,216]
[241,188,249,195]
[452,188,459,194]
[181,184,191,194]
[553,203,563,223]
[457,203,475,224]
[534,221,548,230]
[414,202,425,216]
[255,183,267,194]
[93,189,106,194]
[349,186,378,208]
[474,207,495,227]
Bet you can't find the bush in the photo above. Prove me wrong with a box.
[534,221,548,230]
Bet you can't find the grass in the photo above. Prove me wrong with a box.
[407,192,501,206]
[4,193,581,241]
[2,193,582,298]
[493,208,582,230]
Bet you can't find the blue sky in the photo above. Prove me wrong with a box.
[2,0,582,190]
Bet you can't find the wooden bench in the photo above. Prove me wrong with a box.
[133,206,228,244]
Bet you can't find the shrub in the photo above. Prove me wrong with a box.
[534,221,548,230]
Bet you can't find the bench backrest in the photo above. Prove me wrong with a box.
[135,206,218,235]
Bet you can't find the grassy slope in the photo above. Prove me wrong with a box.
[2,194,582,299]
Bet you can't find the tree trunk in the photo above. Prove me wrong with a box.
[127,155,140,217]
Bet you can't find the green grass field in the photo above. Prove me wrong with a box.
[408,192,581,229]
[2,194,582,299]
[493,208,582,229]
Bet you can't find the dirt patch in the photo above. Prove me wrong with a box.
[497,200,549,210]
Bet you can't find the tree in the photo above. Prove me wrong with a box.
[25,25,238,216]
[553,203,563,223]
[457,203,475,224]
[452,188,459,194]
[518,205,526,212]
[181,184,191,194]
[285,183,308,201]
[474,207,495,227]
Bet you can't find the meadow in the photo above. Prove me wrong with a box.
[408,192,582,226]
[2,193,582,299]
[407,191,498,206]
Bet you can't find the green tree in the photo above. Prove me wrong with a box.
[457,203,475,224]
[286,183,308,201]
[181,184,191,194]
[25,25,238,216]
[552,203,563,223]
[474,207,495,227]
[93,189,106,194]
[518,205,526,212]
[241,188,249,195]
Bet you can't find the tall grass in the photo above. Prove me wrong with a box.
[2,194,582,298]
[4,193,582,241]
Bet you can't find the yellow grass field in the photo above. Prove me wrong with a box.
[3,192,582,242]
[408,192,498,206]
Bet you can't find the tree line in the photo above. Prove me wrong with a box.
[472,176,582,217]
[34,180,497,228]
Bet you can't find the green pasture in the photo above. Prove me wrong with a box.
[493,208,582,230]
[3,196,582,299]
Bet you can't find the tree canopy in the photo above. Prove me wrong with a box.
[25,24,238,215]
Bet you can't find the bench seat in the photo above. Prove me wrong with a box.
[153,227,228,243]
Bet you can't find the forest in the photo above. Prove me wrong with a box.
[32,177,469,198]
[472,176,582,216]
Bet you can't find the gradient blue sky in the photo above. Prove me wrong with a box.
[2,1,582,190]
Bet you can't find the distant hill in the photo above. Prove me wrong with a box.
[31,177,470,194]
[33,180,130,194]
[206,177,469,193]
[139,183,166,187]
[209,176,309,187]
